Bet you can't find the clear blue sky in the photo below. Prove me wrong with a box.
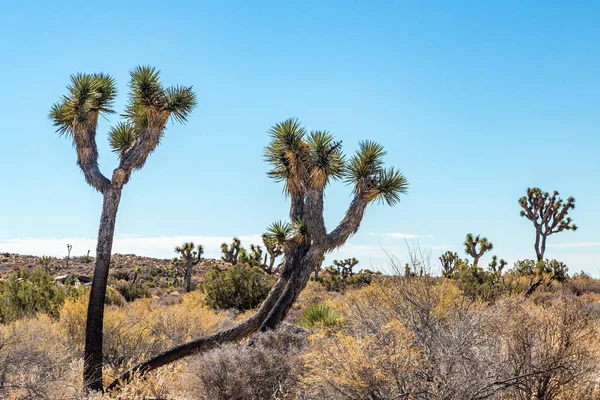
[0,1,598,274]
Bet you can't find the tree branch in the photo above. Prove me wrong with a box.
[325,192,368,251]
[72,117,111,194]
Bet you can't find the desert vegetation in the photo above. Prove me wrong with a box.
[0,254,599,399]
[0,67,594,399]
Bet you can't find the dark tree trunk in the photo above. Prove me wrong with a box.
[84,188,122,392]
[260,252,316,331]
[540,235,547,262]
[184,261,193,293]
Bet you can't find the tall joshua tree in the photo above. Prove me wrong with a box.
[174,242,204,292]
[49,66,196,392]
[464,233,493,268]
[108,118,407,390]
[519,188,577,261]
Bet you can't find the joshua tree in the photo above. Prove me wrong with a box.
[487,255,507,285]
[174,242,204,292]
[109,118,407,390]
[464,234,493,268]
[221,237,242,265]
[261,233,284,274]
[439,251,460,278]
[519,188,577,261]
[50,66,196,392]
[66,244,72,269]
[39,256,54,274]
[333,257,359,278]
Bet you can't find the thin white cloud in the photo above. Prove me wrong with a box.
[548,242,600,249]
[369,232,433,239]
[0,235,263,259]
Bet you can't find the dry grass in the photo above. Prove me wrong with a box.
[0,277,599,399]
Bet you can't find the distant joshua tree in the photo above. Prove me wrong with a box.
[66,244,73,269]
[464,234,493,268]
[221,237,242,265]
[110,118,407,389]
[261,232,284,274]
[439,251,460,278]
[50,66,196,392]
[333,257,359,278]
[174,242,204,293]
[519,188,577,261]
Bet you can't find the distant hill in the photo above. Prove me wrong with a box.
[0,252,228,280]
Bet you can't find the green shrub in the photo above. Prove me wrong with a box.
[320,268,377,292]
[300,303,341,328]
[201,265,275,311]
[0,268,66,323]
[113,280,151,302]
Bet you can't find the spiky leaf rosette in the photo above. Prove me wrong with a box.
[346,140,408,205]
[49,73,117,137]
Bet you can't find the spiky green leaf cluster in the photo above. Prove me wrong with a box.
[124,66,196,128]
[264,119,407,205]
[108,122,136,158]
[49,73,117,137]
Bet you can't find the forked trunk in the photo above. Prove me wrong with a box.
[84,188,122,392]
[107,245,318,391]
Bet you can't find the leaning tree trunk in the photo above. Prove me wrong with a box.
[107,244,318,391]
[84,188,122,392]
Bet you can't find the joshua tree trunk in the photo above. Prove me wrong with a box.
[84,188,122,392]
[539,235,547,262]
[107,260,293,390]
[535,227,544,261]
[185,261,193,293]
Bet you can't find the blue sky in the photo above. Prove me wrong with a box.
[0,1,598,274]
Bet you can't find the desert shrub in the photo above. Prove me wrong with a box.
[113,279,151,302]
[201,264,276,311]
[0,315,78,399]
[184,324,307,400]
[302,276,504,399]
[566,271,600,296]
[492,295,600,400]
[300,303,341,328]
[59,291,229,372]
[320,267,378,292]
[0,268,66,323]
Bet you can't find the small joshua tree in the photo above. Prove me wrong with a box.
[487,255,507,285]
[110,118,407,389]
[464,234,493,268]
[50,66,196,392]
[174,242,204,293]
[261,233,284,274]
[221,237,242,265]
[39,256,54,274]
[439,251,460,278]
[333,257,359,278]
[519,188,577,261]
